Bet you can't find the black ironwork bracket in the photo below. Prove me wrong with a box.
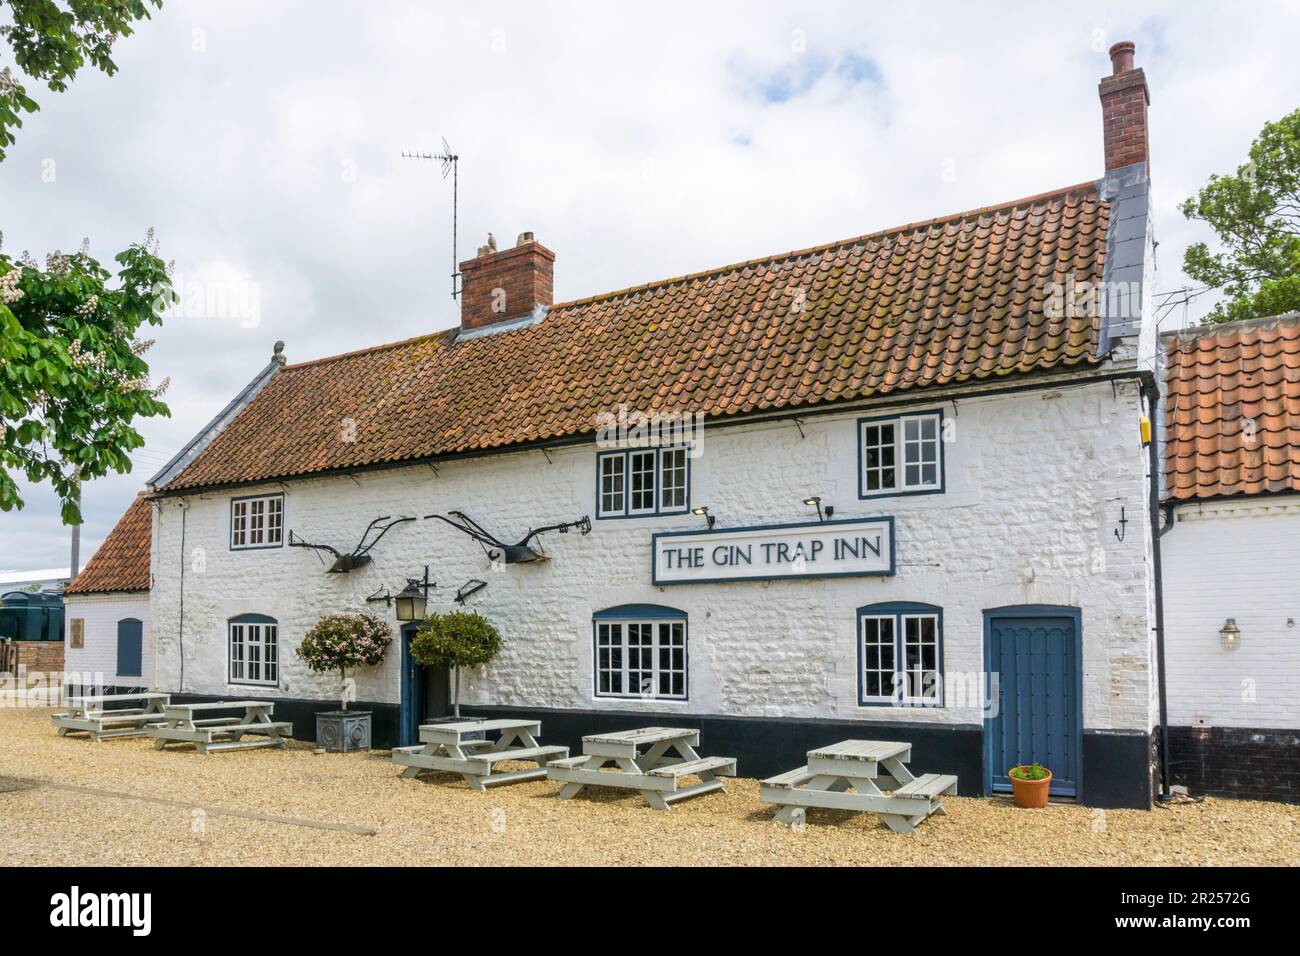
[454,579,487,604]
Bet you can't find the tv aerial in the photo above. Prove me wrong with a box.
[401,137,461,298]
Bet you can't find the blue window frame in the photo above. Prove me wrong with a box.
[596,446,690,519]
[592,604,688,700]
[230,493,284,550]
[228,613,279,686]
[857,601,943,707]
[858,409,945,499]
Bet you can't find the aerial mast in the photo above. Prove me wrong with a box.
[401,137,460,299]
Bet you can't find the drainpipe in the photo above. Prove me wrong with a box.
[1142,376,1172,802]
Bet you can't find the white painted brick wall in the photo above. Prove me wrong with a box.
[1163,497,1300,729]
[62,592,152,687]
[149,378,1155,732]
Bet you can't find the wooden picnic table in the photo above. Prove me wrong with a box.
[51,692,171,742]
[392,718,568,790]
[760,739,957,833]
[546,726,736,811]
[146,700,292,756]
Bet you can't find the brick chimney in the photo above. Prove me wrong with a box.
[458,231,555,334]
[1099,41,1150,171]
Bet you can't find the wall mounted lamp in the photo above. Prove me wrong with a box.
[802,496,834,522]
[691,506,716,529]
[395,566,434,622]
[1218,617,1241,652]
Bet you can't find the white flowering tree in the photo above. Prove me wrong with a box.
[0,1,164,162]
[0,234,174,523]
[297,613,394,711]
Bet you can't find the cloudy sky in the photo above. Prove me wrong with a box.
[2,0,1298,572]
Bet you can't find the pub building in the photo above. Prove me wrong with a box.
[136,43,1164,807]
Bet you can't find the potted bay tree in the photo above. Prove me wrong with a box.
[409,610,501,719]
[297,612,393,752]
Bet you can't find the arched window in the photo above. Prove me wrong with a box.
[592,604,687,700]
[857,602,943,707]
[228,613,279,686]
[116,618,143,678]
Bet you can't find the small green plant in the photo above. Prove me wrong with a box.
[1009,762,1051,781]
[409,611,502,718]
[297,612,393,710]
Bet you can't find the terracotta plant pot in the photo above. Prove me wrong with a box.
[1008,766,1053,808]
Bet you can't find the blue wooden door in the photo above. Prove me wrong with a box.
[984,607,1081,797]
[116,618,143,678]
[399,625,426,748]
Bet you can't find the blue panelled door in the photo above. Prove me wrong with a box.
[116,618,143,678]
[399,625,426,748]
[985,607,1081,797]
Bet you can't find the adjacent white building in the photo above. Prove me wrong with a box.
[1162,313,1300,802]
[62,495,154,694]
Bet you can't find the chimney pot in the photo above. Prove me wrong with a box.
[1109,41,1136,75]
[1099,41,1149,172]
[516,231,534,246]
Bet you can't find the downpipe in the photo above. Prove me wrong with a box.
[1141,376,1173,803]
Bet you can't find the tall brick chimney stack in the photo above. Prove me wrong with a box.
[1099,41,1150,172]
[458,231,555,334]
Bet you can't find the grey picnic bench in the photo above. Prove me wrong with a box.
[392,718,569,790]
[760,739,957,833]
[146,700,292,755]
[51,692,171,742]
[546,726,736,811]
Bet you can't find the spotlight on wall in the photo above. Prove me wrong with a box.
[802,496,834,522]
[1218,617,1242,652]
[691,506,716,529]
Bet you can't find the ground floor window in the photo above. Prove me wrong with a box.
[592,604,687,700]
[228,613,279,686]
[858,602,942,706]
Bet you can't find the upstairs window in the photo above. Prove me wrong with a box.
[859,410,944,498]
[596,447,691,518]
[593,605,688,700]
[228,614,279,686]
[230,493,284,549]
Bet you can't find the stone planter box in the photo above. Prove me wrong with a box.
[315,710,372,753]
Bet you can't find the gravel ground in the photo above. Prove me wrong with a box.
[1,708,1295,866]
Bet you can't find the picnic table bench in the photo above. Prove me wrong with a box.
[760,739,956,833]
[392,718,569,790]
[51,692,171,742]
[146,701,292,755]
[546,726,736,811]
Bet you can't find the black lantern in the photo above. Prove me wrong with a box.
[395,567,432,622]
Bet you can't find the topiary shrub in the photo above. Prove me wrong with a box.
[409,611,502,718]
[297,612,393,710]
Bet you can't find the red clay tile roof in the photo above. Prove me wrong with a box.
[166,182,1108,491]
[1164,313,1300,501]
[64,495,152,594]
